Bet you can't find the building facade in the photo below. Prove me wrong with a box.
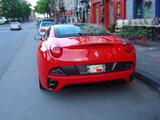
[91,0,160,27]
[126,0,157,19]
[52,0,91,23]
[76,0,91,23]
[64,0,77,23]
[91,0,126,27]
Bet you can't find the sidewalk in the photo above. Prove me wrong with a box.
[134,39,160,91]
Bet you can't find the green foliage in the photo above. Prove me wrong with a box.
[34,0,51,15]
[110,24,115,33]
[106,24,115,33]
[0,23,5,25]
[1,0,31,20]
[120,26,148,37]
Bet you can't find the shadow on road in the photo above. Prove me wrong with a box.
[39,80,135,96]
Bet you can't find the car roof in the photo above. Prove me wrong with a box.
[41,21,54,23]
[53,23,103,28]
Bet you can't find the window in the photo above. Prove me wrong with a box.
[54,24,110,38]
[43,28,51,40]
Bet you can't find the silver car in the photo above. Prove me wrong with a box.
[38,21,54,36]
[10,22,22,30]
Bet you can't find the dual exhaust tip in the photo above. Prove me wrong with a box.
[130,73,136,82]
[48,73,136,89]
[48,78,58,89]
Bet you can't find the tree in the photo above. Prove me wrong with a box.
[19,0,32,18]
[1,0,31,21]
[34,0,50,16]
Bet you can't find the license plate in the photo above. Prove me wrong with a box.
[87,64,105,73]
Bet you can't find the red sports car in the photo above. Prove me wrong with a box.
[37,23,136,91]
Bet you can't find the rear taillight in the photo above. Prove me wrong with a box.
[50,47,63,58]
[40,29,46,32]
[125,43,134,53]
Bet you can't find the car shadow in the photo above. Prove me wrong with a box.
[40,80,135,98]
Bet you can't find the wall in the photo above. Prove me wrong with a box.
[155,0,160,17]
[127,0,156,19]
[91,0,101,24]
[126,0,134,18]
[143,0,155,18]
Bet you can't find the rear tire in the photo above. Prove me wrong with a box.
[39,77,46,90]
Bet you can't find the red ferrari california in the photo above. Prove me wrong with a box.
[37,23,136,91]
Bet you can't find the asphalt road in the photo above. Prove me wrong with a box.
[0,22,160,120]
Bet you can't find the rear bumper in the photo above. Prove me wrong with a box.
[10,27,21,30]
[37,44,136,91]
[39,32,45,36]
[46,69,135,91]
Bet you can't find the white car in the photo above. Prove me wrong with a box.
[39,21,54,36]
[0,17,7,24]
[10,22,22,30]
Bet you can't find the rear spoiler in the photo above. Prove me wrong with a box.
[64,42,122,48]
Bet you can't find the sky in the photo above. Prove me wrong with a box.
[27,0,37,7]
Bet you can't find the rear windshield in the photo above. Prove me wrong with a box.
[54,24,110,38]
[41,22,54,27]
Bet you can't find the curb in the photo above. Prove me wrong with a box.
[136,69,160,92]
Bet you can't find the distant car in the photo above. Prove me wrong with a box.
[36,18,54,27]
[37,23,136,91]
[0,17,7,24]
[38,21,54,36]
[10,22,22,30]
[41,18,54,23]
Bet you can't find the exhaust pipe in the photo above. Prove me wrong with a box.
[129,73,136,81]
[48,78,58,89]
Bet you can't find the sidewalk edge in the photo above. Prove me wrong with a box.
[136,69,160,92]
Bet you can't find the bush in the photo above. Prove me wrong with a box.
[119,26,149,44]
[120,26,148,37]
[110,24,115,33]
[0,23,5,25]
[107,24,115,33]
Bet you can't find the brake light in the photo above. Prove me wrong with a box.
[125,43,134,53]
[40,29,46,32]
[50,47,63,58]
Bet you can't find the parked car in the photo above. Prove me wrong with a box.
[38,21,54,36]
[0,17,7,24]
[37,18,54,28]
[10,22,22,30]
[36,23,136,91]
[41,18,54,23]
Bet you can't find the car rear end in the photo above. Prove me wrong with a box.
[10,22,21,30]
[38,37,136,91]
[39,21,54,36]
